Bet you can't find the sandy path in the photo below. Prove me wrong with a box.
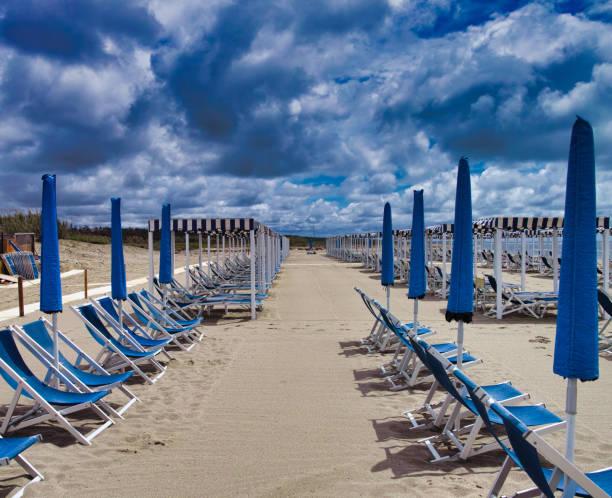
[0,249,609,496]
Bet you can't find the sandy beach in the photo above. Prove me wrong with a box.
[0,247,608,497]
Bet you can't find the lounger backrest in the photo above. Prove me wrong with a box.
[598,288,612,315]
[419,342,466,407]
[489,402,555,498]
[453,369,520,465]
[98,297,120,321]
[0,329,39,390]
[77,305,113,344]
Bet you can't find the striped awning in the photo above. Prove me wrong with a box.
[473,216,610,233]
[426,224,454,234]
[147,218,264,235]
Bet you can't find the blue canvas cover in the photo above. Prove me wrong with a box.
[159,203,172,284]
[446,158,473,322]
[111,198,127,300]
[553,117,599,381]
[381,202,394,285]
[40,174,62,313]
[408,190,426,298]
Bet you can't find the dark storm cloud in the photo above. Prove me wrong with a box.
[0,0,610,234]
[0,0,161,63]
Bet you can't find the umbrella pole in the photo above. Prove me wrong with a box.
[562,378,578,497]
[386,285,390,311]
[118,299,123,331]
[456,320,464,369]
[413,299,418,328]
[52,312,59,388]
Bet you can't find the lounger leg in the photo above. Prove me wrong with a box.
[14,454,44,480]
[488,455,513,498]
[1,386,23,434]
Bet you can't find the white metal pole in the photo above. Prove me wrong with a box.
[250,229,256,320]
[494,229,503,320]
[171,230,175,277]
[603,228,610,293]
[441,232,447,299]
[207,235,211,278]
[198,232,202,269]
[216,234,219,266]
[148,230,154,293]
[521,231,527,291]
[185,232,190,288]
[552,230,559,293]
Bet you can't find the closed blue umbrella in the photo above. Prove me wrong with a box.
[40,174,62,381]
[159,204,172,284]
[111,198,127,329]
[409,190,426,326]
[446,158,473,367]
[159,203,172,310]
[309,238,313,250]
[381,202,394,309]
[553,117,598,473]
[111,198,127,300]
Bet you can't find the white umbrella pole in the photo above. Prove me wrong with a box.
[562,378,578,498]
[386,285,390,311]
[456,320,464,369]
[52,312,59,388]
[118,300,123,330]
[413,299,418,329]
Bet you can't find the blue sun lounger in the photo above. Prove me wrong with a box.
[413,339,564,462]
[13,319,139,418]
[0,328,114,445]
[486,400,611,497]
[71,304,167,385]
[93,297,175,350]
[0,435,44,495]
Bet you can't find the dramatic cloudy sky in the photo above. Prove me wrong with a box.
[0,0,610,235]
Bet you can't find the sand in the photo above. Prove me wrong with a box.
[0,248,610,497]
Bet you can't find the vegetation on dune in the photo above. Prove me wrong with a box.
[1,211,324,250]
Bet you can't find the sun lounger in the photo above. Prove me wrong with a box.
[486,400,611,497]
[413,340,564,462]
[598,287,612,352]
[93,297,174,351]
[0,435,43,496]
[13,319,139,418]
[125,293,202,350]
[0,328,114,445]
[485,275,557,318]
[71,304,167,385]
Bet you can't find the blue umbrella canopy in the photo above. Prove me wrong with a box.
[408,190,426,299]
[111,197,127,300]
[159,203,172,284]
[553,117,598,381]
[381,202,394,286]
[40,174,62,313]
[446,157,473,323]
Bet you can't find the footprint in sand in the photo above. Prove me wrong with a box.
[529,335,551,344]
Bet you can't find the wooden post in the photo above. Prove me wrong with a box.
[84,268,88,299]
[18,277,24,317]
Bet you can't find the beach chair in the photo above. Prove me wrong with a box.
[13,319,139,418]
[486,401,611,497]
[0,328,114,445]
[0,435,43,496]
[93,296,186,353]
[125,293,201,350]
[376,305,467,390]
[71,304,167,385]
[485,275,556,318]
[597,287,612,352]
[413,341,564,462]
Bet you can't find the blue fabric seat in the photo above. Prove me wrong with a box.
[0,330,109,405]
[21,320,133,387]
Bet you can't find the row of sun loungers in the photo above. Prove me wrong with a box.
[354,288,612,497]
[0,252,271,495]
